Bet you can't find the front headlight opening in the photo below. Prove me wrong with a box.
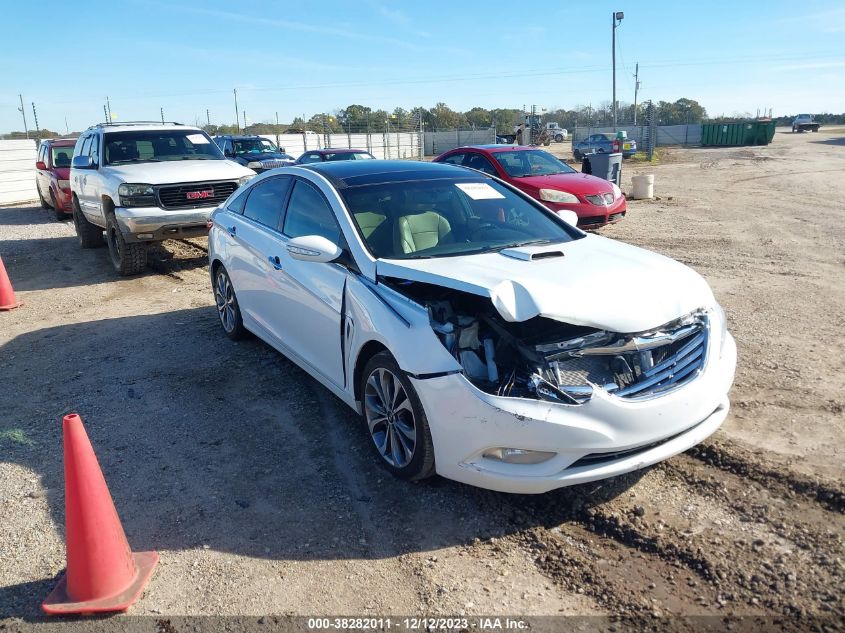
[539,188,579,203]
[117,183,155,207]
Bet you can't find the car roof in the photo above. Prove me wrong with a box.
[97,124,203,134]
[216,135,266,140]
[311,148,369,153]
[448,145,545,154]
[302,159,486,188]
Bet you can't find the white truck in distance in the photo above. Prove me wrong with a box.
[546,122,569,142]
[70,122,255,275]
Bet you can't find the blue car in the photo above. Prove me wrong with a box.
[573,133,637,160]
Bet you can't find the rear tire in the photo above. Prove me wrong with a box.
[72,197,104,248]
[360,351,435,481]
[106,215,147,276]
[554,134,563,142]
[51,192,65,221]
[213,265,247,340]
[38,186,49,209]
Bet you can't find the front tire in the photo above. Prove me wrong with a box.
[554,134,563,142]
[106,215,147,276]
[51,192,65,221]
[72,197,104,248]
[361,351,435,481]
[38,186,49,209]
[213,265,246,340]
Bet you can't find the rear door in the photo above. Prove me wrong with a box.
[223,176,293,344]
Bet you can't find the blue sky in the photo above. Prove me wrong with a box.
[1,0,843,133]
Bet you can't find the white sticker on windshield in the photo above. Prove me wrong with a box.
[455,182,505,200]
[186,133,210,144]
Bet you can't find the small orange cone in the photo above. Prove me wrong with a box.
[42,414,158,615]
[0,255,22,310]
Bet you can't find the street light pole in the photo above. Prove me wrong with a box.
[633,62,640,125]
[612,11,624,128]
[18,94,29,139]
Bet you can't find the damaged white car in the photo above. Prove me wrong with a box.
[208,160,736,494]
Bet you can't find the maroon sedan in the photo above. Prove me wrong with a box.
[434,145,626,229]
[36,138,77,220]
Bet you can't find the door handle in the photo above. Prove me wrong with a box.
[268,255,282,270]
[227,225,236,236]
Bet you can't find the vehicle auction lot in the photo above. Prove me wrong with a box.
[1,130,843,623]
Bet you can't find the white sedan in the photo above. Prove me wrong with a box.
[208,160,736,494]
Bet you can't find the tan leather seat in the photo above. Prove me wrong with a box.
[354,211,386,239]
[394,211,452,255]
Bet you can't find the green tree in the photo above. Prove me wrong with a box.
[465,107,492,128]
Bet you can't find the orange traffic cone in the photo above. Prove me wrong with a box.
[0,255,22,310]
[42,414,158,615]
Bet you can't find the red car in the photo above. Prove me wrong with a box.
[36,138,77,219]
[433,145,626,229]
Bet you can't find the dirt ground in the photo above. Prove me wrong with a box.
[1,129,843,630]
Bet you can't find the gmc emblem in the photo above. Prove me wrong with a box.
[186,189,214,200]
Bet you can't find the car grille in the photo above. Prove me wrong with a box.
[585,193,615,206]
[613,321,709,399]
[157,181,238,210]
[608,212,625,222]
[543,315,709,401]
[578,215,606,226]
[258,159,290,169]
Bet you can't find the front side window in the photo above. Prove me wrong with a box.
[242,176,292,229]
[103,130,224,165]
[298,153,323,164]
[78,135,92,159]
[492,150,576,178]
[283,181,341,244]
[341,177,581,260]
[88,135,100,164]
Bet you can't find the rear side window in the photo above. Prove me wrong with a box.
[440,153,465,165]
[242,176,292,230]
[464,153,497,176]
[283,181,341,244]
[298,153,322,164]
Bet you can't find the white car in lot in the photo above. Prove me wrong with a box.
[208,160,736,494]
[70,122,254,275]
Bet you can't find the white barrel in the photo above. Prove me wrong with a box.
[631,174,655,199]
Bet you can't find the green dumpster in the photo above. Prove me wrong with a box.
[701,120,776,146]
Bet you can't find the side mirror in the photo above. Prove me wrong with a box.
[35,161,47,170]
[286,235,342,263]
[556,210,579,227]
[72,155,94,169]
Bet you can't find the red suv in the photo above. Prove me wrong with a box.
[36,138,77,219]
[434,145,626,229]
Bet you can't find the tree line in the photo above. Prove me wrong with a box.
[4,100,845,139]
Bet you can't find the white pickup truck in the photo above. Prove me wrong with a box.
[545,122,569,142]
[70,122,254,275]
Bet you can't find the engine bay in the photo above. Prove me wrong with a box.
[382,277,709,405]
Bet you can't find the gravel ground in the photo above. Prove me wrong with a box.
[0,129,842,631]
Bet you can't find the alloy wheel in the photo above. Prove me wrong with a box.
[215,271,236,333]
[364,368,417,468]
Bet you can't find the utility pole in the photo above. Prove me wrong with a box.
[633,62,641,125]
[612,11,624,127]
[31,102,40,137]
[243,110,247,132]
[206,109,211,127]
[233,89,240,132]
[103,105,109,125]
[106,96,112,123]
[64,116,69,135]
[160,107,165,124]
[18,94,29,138]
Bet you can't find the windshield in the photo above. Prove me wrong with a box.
[103,130,223,165]
[51,146,74,167]
[325,152,374,161]
[492,149,576,178]
[341,177,581,260]
[233,138,278,154]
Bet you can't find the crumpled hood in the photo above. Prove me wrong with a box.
[376,234,716,333]
[514,172,615,195]
[101,159,253,184]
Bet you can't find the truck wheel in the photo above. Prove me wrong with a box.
[554,134,563,143]
[72,197,104,248]
[106,215,147,276]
